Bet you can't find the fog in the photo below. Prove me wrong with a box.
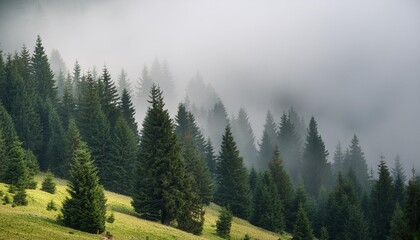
[1,0,420,173]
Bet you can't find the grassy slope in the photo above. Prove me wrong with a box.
[0,175,290,240]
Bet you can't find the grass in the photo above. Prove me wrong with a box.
[0,174,290,240]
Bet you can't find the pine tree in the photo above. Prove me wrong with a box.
[387,204,409,240]
[132,85,203,232]
[301,117,332,197]
[269,146,294,230]
[293,205,314,240]
[278,111,302,181]
[45,100,66,174]
[41,171,56,194]
[251,172,284,232]
[231,108,258,168]
[392,155,406,207]
[0,102,17,146]
[342,204,370,240]
[72,61,81,99]
[98,66,119,125]
[59,74,75,129]
[404,172,420,237]
[249,167,258,194]
[62,119,82,178]
[343,135,369,192]
[215,125,252,219]
[332,142,344,175]
[13,188,28,206]
[119,88,138,137]
[117,69,131,97]
[258,111,278,170]
[204,138,217,178]
[4,138,33,189]
[61,141,107,233]
[110,116,137,195]
[216,207,233,239]
[31,35,56,102]
[370,156,395,240]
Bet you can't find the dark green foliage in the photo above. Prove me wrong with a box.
[72,61,81,98]
[46,199,58,211]
[370,157,395,240]
[98,66,119,125]
[249,168,258,194]
[320,227,329,240]
[77,73,113,188]
[343,135,369,192]
[332,142,344,175]
[301,117,332,197]
[215,125,252,219]
[216,207,233,239]
[404,173,420,237]
[3,193,11,204]
[292,205,314,240]
[243,234,251,240]
[204,138,217,178]
[109,116,137,195]
[107,212,115,223]
[326,173,369,240]
[231,108,258,168]
[61,141,107,234]
[0,98,18,146]
[4,139,33,189]
[13,188,28,206]
[119,88,138,137]
[392,155,406,207]
[0,127,7,180]
[175,104,214,204]
[41,171,56,194]
[278,111,302,182]
[291,184,308,227]
[387,204,409,240]
[32,35,56,102]
[45,101,66,174]
[269,147,294,231]
[59,74,75,129]
[132,85,203,234]
[258,111,277,170]
[62,119,81,178]
[251,172,284,232]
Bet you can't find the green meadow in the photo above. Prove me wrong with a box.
[0,174,289,240]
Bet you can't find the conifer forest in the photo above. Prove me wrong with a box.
[0,1,420,240]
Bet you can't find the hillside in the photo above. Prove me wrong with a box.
[0,174,289,240]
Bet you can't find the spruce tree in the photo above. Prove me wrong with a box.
[59,74,75,129]
[72,61,81,99]
[119,88,138,137]
[293,205,315,240]
[269,146,294,230]
[332,142,344,175]
[258,111,278,170]
[61,142,107,233]
[343,135,369,192]
[392,155,406,207]
[45,101,66,174]
[4,138,32,189]
[98,66,119,125]
[41,171,56,194]
[204,138,217,178]
[370,156,395,240]
[404,172,420,237]
[215,125,252,219]
[301,117,332,197]
[132,85,203,233]
[207,100,228,152]
[278,111,302,181]
[387,204,409,240]
[216,207,233,239]
[0,128,6,179]
[251,172,284,232]
[231,108,258,168]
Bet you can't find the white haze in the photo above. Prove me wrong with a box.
[1,0,420,173]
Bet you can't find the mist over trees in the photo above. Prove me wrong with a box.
[0,35,419,238]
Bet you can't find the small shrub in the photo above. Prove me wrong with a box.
[28,180,37,189]
[3,194,11,204]
[107,212,115,223]
[243,234,251,240]
[13,188,28,206]
[0,190,4,197]
[56,213,64,223]
[41,171,56,194]
[216,207,233,239]
[8,185,17,194]
[46,199,58,211]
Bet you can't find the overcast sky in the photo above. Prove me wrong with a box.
[1,0,420,173]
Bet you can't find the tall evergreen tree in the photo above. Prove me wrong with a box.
[204,137,217,178]
[4,138,33,189]
[0,127,7,180]
[98,66,119,125]
[31,35,56,102]
[135,65,153,107]
[119,88,138,137]
[61,141,107,233]
[387,204,409,240]
[231,108,258,168]
[59,73,75,129]
[72,61,81,99]
[251,172,284,232]
[258,111,278,170]
[343,135,369,192]
[332,142,344,175]
[117,69,131,97]
[132,85,203,233]
[278,111,302,181]
[392,155,406,207]
[293,205,315,240]
[404,171,420,237]
[207,100,228,152]
[370,156,395,240]
[301,117,332,197]
[215,125,252,219]
[269,146,294,231]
